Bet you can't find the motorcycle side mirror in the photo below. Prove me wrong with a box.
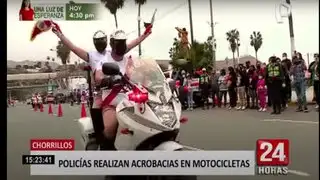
[102,63,120,76]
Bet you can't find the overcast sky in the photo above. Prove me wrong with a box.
[7,0,319,64]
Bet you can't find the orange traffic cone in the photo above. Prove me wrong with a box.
[81,102,87,118]
[57,103,63,117]
[40,103,44,112]
[48,103,53,115]
[34,103,38,111]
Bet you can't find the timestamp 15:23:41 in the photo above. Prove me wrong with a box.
[22,155,55,165]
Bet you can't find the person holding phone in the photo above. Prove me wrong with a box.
[19,0,34,21]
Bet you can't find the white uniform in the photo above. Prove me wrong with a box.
[96,49,129,75]
[88,50,108,73]
[32,96,37,104]
[37,96,42,104]
[89,48,131,108]
[99,50,132,107]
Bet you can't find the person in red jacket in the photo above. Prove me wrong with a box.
[19,0,34,21]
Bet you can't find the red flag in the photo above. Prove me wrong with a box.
[30,20,53,41]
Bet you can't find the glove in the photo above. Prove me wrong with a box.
[51,21,62,36]
[143,24,152,35]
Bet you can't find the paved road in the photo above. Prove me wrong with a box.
[8,104,319,180]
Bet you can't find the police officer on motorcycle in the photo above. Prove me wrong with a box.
[265,56,285,114]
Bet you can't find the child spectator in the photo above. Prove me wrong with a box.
[257,73,267,111]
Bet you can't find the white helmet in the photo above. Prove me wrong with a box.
[93,30,107,39]
[110,29,127,40]
[93,30,107,53]
[110,29,127,56]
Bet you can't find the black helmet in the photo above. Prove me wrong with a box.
[93,30,107,53]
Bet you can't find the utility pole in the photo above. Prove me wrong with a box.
[209,0,216,69]
[236,41,240,65]
[187,0,194,45]
[285,0,295,57]
[137,4,142,56]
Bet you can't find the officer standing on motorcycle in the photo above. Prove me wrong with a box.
[265,56,285,114]
[199,68,210,110]
[50,21,152,154]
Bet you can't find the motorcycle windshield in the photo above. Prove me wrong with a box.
[128,57,167,95]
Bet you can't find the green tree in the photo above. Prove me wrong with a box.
[169,38,185,69]
[250,31,263,62]
[135,0,147,56]
[189,41,212,70]
[226,29,240,67]
[101,0,125,28]
[169,38,212,72]
[15,65,22,69]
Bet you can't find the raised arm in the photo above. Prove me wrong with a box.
[52,23,89,62]
[175,27,182,33]
[126,25,152,53]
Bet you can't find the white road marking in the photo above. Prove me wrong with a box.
[288,169,311,176]
[262,119,318,125]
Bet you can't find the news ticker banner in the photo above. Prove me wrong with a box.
[23,139,289,176]
[33,3,100,21]
[25,151,255,175]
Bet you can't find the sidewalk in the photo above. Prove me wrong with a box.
[207,86,315,104]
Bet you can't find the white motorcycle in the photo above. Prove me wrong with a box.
[76,57,197,180]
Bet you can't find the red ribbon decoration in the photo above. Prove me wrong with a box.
[30,20,58,41]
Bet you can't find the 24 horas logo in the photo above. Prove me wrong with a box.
[256,139,289,175]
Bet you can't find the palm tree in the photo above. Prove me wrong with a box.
[56,40,71,87]
[226,29,240,67]
[101,0,125,28]
[56,41,71,65]
[250,31,263,63]
[134,0,147,56]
